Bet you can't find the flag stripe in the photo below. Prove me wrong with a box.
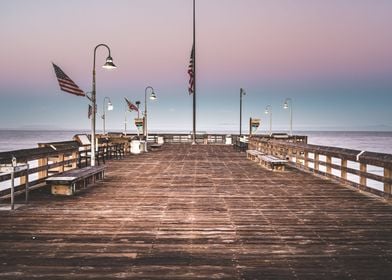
[188,44,195,95]
[124,97,139,112]
[52,63,85,96]
[88,104,92,119]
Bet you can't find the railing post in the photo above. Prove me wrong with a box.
[38,157,48,179]
[341,159,347,180]
[58,153,65,173]
[360,162,367,187]
[384,167,392,195]
[314,153,319,172]
[304,151,309,169]
[19,160,28,185]
[71,151,78,169]
[326,156,332,175]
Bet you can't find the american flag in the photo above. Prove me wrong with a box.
[187,44,194,95]
[88,104,92,119]
[124,97,139,112]
[52,63,85,97]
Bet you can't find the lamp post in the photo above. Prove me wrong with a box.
[124,102,128,136]
[239,88,246,136]
[144,86,157,140]
[102,96,113,135]
[91,44,116,166]
[123,102,129,136]
[283,98,293,136]
[265,105,272,136]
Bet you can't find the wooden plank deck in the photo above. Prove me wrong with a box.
[1,144,392,279]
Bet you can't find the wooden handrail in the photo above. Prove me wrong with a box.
[249,136,392,198]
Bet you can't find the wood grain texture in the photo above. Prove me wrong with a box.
[1,144,391,279]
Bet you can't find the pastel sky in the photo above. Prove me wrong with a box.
[0,0,391,133]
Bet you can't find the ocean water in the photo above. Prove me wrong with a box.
[303,131,392,154]
[0,130,391,154]
[0,130,391,192]
[0,130,89,152]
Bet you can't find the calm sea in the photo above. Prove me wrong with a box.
[0,130,391,192]
[0,129,391,154]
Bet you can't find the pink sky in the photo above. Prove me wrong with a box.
[1,0,391,131]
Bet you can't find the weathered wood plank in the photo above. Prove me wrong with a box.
[0,144,391,279]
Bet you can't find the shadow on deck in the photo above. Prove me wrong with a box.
[1,144,391,279]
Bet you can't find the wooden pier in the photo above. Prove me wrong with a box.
[1,144,392,279]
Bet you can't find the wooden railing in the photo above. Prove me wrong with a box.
[145,133,232,145]
[249,136,392,198]
[0,142,79,201]
[0,133,235,198]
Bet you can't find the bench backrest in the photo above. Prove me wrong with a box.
[74,134,91,146]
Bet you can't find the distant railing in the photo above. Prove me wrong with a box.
[249,136,392,198]
[147,133,232,145]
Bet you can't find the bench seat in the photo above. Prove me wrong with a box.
[258,155,288,171]
[150,143,163,150]
[46,166,105,196]
[246,150,264,161]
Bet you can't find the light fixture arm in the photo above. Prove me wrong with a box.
[284,98,293,136]
[91,43,115,166]
[93,44,112,72]
[265,105,272,136]
[144,86,155,139]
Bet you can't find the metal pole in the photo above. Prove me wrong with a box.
[25,164,29,203]
[265,105,272,136]
[192,0,196,144]
[103,98,106,135]
[92,58,96,166]
[144,88,148,138]
[240,88,245,136]
[91,44,113,166]
[124,104,127,136]
[10,167,15,210]
[290,101,293,136]
[144,86,155,145]
[284,98,293,136]
[240,90,242,137]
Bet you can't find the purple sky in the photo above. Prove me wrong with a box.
[1,0,391,132]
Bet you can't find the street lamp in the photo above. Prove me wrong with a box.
[265,105,272,136]
[91,44,116,166]
[144,86,157,141]
[102,96,113,135]
[239,88,246,137]
[283,98,293,136]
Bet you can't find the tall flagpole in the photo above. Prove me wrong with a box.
[192,0,196,144]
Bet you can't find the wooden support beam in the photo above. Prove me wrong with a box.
[341,159,347,180]
[304,151,309,169]
[384,167,392,195]
[360,162,367,187]
[38,157,48,179]
[326,156,332,175]
[314,153,319,172]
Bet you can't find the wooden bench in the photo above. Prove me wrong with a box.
[150,143,163,150]
[246,150,264,162]
[258,155,288,171]
[46,166,105,196]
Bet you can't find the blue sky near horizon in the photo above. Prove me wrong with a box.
[0,0,391,133]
